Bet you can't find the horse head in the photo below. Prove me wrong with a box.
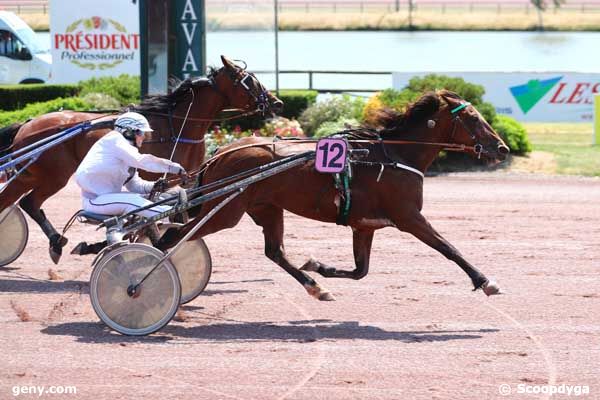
[438,90,509,161]
[209,55,283,117]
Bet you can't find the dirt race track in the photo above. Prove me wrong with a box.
[1,172,599,400]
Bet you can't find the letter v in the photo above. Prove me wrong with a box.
[182,23,197,45]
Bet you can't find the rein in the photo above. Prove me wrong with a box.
[162,135,476,185]
[141,108,263,124]
[0,113,118,155]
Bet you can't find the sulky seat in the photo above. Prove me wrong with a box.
[76,210,114,225]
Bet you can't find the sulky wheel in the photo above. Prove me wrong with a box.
[0,205,29,267]
[90,243,181,336]
[170,237,212,304]
[138,224,212,304]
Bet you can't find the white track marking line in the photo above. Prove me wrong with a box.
[276,295,326,400]
[483,301,557,400]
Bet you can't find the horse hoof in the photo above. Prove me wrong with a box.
[49,246,62,265]
[70,242,88,256]
[300,258,319,272]
[318,291,336,301]
[304,283,335,301]
[482,279,501,296]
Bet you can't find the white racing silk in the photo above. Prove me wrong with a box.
[75,131,184,218]
[75,131,183,199]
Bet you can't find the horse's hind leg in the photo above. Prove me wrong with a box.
[301,229,374,280]
[395,210,500,296]
[248,205,334,301]
[19,179,70,264]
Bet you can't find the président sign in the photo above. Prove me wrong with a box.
[50,0,140,83]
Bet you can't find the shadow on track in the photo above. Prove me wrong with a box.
[41,319,498,345]
[0,278,88,294]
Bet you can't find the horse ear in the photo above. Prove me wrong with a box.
[221,55,235,69]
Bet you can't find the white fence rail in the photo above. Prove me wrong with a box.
[2,1,600,14]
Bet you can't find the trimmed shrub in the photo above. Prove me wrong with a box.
[0,97,92,127]
[0,84,80,111]
[363,89,419,126]
[80,93,121,110]
[79,74,140,106]
[278,90,318,119]
[299,95,365,137]
[492,115,532,155]
[405,74,496,122]
[406,74,486,104]
[314,118,361,138]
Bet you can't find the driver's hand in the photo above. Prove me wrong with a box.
[152,178,169,194]
[168,162,186,175]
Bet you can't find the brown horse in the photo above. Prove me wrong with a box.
[158,90,509,300]
[0,55,282,263]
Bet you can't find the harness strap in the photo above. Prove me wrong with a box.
[393,162,425,179]
[352,160,425,179]
[334,146,353,226]
[173,136,205,144]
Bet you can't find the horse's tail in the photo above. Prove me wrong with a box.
[0,123,23,157]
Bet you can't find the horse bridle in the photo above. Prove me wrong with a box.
[448,101,485,159]
[216,65,272,117]
[144,66,273,146]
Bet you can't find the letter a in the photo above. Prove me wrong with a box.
[182,49,198,72]
[182,0,197,20]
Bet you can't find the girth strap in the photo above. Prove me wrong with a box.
[334,154,353,226]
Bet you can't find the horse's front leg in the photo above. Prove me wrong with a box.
[395,210,500,296]
[301,229,374,280]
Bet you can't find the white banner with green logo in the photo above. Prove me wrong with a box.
[50,0,140,83]
[393,72,600,122]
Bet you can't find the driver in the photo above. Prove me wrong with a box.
[71,112,184,255]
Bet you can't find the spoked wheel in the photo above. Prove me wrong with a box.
[90,243,181,336]
[0,205,29,267]
[139,224,212,304]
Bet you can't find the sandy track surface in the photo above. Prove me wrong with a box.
[1,172,599,399]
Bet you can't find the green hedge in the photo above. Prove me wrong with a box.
[0,97,92,127]
[492,115,532,155]
[79,74,140,106]
[278,90,318,119]
[0,84,80,111]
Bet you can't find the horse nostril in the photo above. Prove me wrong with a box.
[498,145,510,155]
[272,100,284,112]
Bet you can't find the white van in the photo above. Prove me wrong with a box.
[0,11,51,84]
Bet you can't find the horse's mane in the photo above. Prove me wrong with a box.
[0,123,22,156]
[354,89,457,140]
[133,66,220,114]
